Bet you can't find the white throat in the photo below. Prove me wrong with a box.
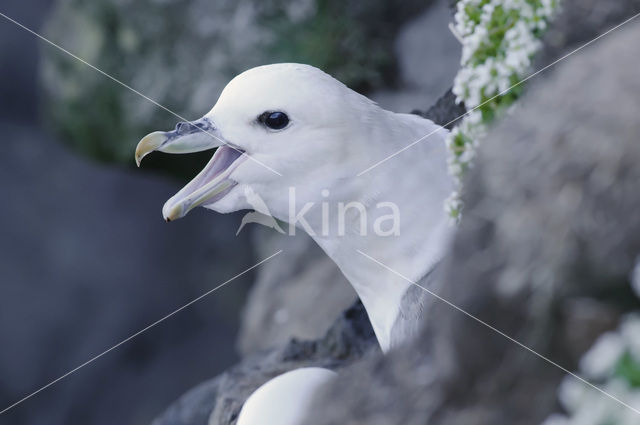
[292,112,454,352]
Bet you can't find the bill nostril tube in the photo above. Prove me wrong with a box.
[175,121,189,134]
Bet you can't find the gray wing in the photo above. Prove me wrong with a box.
[390,262,443,348]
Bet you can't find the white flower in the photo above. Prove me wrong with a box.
[579,331,625,380]
[446,0,559,220]
[557,375,588,413]
[545,307,640,425]
[620,314,640,363]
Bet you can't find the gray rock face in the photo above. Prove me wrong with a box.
[0,0,55,123]
[306,11,640,425]
[150,377,223,425]
[237,230,357,356]
[537,0,640,66]
[414,88,466,130]
[371,0,462,113]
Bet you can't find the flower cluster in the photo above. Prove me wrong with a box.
[445,0,559,220]
[542,265,640,425]
[542,314,640,425]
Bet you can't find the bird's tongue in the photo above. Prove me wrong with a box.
[162,145,245,221]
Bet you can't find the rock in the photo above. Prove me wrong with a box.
[413,88,466,129]
[370,0,462,113]
[237,230,357,356]
[40,0,432,165]
[536,0,640,66]
[150,378,222,425]
[306,11,640,425]
[0,0,56,123]
[152,300,378,425]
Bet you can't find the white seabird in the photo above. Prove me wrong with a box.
[136,62,453,353]
[136,63,453,424]
[236,368,336,425]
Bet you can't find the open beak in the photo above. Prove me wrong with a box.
[135,116,247,222]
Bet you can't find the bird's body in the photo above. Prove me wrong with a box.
[136,63,454,423]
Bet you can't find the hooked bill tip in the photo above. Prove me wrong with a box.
[135,131,168,167]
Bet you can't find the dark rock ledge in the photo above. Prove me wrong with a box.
[153,301,378,425]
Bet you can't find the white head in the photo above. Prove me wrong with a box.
[136,63,382,223]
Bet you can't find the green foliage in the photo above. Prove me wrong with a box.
[615,352,640,388]
[444,0,558,220]
[548,314,640,425]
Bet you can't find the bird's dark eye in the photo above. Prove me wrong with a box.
[259,111,289,130]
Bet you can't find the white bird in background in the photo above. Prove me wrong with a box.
[236,368,336,425]
[136,63,454,423]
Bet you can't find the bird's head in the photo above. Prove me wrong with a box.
[136,63,379,222]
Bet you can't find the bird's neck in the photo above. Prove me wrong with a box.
[308,112,454,352]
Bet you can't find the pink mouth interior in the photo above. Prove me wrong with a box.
[205,145,244,179]
[171,145,245,205]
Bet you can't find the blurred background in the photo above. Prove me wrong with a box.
[0,1,459,424]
